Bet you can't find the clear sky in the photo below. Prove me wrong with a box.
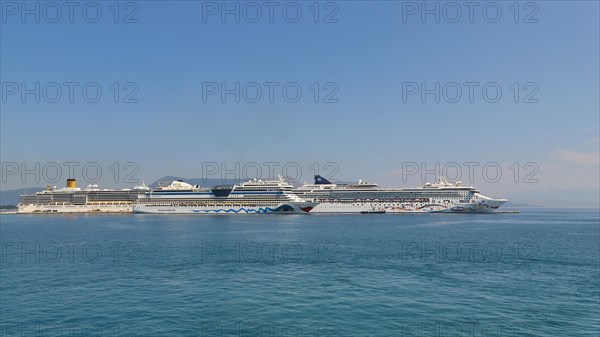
[1,1,599,207]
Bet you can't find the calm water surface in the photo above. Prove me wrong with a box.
[1,209,598,336]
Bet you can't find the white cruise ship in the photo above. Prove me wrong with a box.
[18,179,150,213]
[293,176,507,213]
[133,176,317,214]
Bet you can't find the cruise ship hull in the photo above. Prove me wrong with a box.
[295,176,508,214]
[17,203,133,214]
[132,202,315,214]
[308,199,506,214]
[133,177,317,215]
[17,179,149,214]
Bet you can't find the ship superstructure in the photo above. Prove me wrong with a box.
[293,176,507,213]
[132,176,317,214]
[18,179,150,213]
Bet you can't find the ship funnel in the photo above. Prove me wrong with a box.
[314,175,333,185]
[66,179,76,188]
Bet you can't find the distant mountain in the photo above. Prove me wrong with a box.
[0,187,41,206]
[502,201,544,208]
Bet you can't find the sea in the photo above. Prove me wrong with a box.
[1,209,598,337]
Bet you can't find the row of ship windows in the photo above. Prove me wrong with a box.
[311,195,466,199]
[145,203,267,207]
[306,192,470,195]
[144,198,289,202]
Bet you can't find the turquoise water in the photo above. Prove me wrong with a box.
[1,209,598,336]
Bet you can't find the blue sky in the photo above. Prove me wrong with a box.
[1,1,599,207]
